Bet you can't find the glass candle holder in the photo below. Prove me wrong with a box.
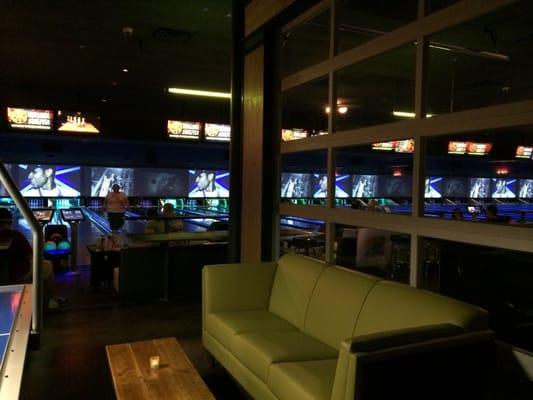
[150,355,160,370]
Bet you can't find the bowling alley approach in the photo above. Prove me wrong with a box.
[1,1,533,399]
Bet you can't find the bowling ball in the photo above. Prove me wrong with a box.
[44,241,57,253]
[57,241,71,251]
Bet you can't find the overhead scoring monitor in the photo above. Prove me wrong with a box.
[60,208,85,222]
[32,209,54,223]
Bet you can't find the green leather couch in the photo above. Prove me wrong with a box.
[203,253,493,400]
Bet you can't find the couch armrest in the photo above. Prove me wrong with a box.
[332,327,494,400]
[202,262,277,315]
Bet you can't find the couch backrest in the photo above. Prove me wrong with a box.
[353,280,489,337]
[303,266,380,349]
[269,253,326,330]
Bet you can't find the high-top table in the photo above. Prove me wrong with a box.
[106,337,214,400]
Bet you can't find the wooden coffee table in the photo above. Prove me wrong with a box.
[106,337,214,400]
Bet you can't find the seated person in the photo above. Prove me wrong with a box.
[367,199,383,212]
[144,208,164,234]
[485,204,511,224]
[0,208,68,309]
[162,203,183,232]
[451,208,464,221]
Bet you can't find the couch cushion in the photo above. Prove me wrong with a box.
[354,280,489,337]
[268,359,337,400]
[206,310,297,349]
[269,254,327,330]
[232,330,337,382]
[303,266,379,349]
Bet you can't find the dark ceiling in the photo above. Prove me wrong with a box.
[0,0,233,141]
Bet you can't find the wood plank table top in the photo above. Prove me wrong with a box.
[106,337,215,400]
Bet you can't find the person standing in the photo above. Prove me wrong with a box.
[103,184,129,232]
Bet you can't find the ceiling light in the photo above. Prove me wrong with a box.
[392,111,434,118]
[325,106,331,114]
[122,68,129,73]
[168,87,231,99]
[338,106,348,114]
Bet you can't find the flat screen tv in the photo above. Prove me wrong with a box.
[134,169,188,197]
[57,110,100,134]
[205,123,230,142]
[90,167,134,197]
[378,175,411,197]
[352,175,378,198]
[442,177,469,198]
[188,170,229,198]
[515,146,532,160]
[18,164,81,197]
[519,179,533,198]
[424,177,443,198]
[491,178,517,199]
[0,164,12,197]
[281,173,312,198]
[281,129,308,141]
[312,174,328,198]
[7,107,53,130]
[335,174,351,198]
[469,178,490,198]
[167,120,201,140]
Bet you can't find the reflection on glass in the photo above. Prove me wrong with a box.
[280,216,325,260]
[281,151,328,206]
[335,44,416,131]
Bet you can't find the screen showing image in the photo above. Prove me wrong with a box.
[519,179,533,198]
[167,120,201,140]
[515,146,533,159]
[335,175,351,198]
[57,110,100,134]
[135,169,187,197]
[0,164,12,197]
[91,167,134,197]
[60,208,85,222]
[281,173,312,198]
[442,177,469,198]
[312,174,328,198]
[7,107,53,130]
[352,175,378,198]
[18,164,80,197]
[424,177,443,198]
[372,142,395,151]
[378,176,411,197]
[281,129,308,142]
[394,139,415,153]
[448,141,467,154]
[32,209,53,223]
[469,178,490,198]
[466,142,492,156]
[188,170,230,198]
[491,178,517,199]
[205,123,230,142]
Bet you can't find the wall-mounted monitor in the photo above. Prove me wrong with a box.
[424,177,443,198]
[515,146,532,159]
[167,120,201,140]
[378,175,411,197]
[281,129,308,141]
[519,179,533,198]
[90,167,134,197]
[281,173,312,198]
[134,169,188,197]
[205,123,230,142]
[18,164,80,197]
[312,174,328,198]
[372,140,414,153]
[352,175,378,198]
[32,209,54,223]
[0,164,12,197]
[491,178,517,199]
[442,177,469,198]
[372,142,395,151]
[57,110,100,134]
[7,107,53,130]
[335,175,351,198]
[469,178,490,198]
[188,170,229,198]
[448,141,492,156]
[60,208,85,222]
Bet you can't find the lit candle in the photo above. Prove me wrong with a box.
[150,355,160,370]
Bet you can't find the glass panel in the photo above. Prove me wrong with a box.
[282,77,329,141]
[281,150,328,206]
[280,216,325,260]
[427,1,533,114]
[424,127,533,226]
[335,44,416,131]
[425,0,460,15]
[337,0,418,54]
[282,9,330,77]
[335,224,410,283]
[422,238,533,352]
[335,141,414,214]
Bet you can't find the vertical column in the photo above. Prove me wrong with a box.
[241,47,265,262]
[410,0,428,287]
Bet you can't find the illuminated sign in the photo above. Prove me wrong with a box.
[372,139,414,153]
[515,146,532,159]
[7,107,53,130]
[167,120,201,140]
[448,141,492,156]
[281,129,308,141]
[205,123,230,142]
[57,111,100,134]
[372,142,395,151]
